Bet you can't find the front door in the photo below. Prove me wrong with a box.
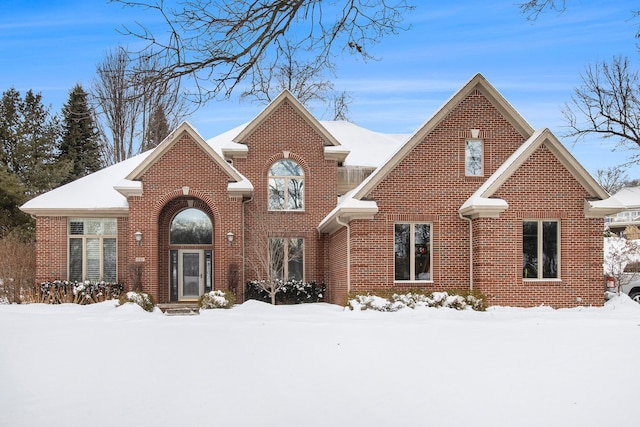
[178,249,204,300]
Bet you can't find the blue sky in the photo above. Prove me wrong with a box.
[1,0,639,177]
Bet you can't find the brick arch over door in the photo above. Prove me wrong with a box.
[157,196,218,303]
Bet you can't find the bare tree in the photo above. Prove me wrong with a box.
[518,0,566,21]
[92,48,188,164]
[562,56,640,165]
[241,40,335,104]
[604,236,640,296]
[92,48,139,164]
[111,0,413,102]
[595,166,629,194]
[245,218,304,305]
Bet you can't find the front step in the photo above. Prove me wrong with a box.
[158,303,200,316]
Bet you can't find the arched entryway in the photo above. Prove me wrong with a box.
[158,198,215,303]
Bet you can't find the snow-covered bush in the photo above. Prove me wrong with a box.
[35,280,123,304]
[199,290,235,309]
[118,291,155,312]
[245,280,325,304]
[348,290,486,312]
[604,237,640,294]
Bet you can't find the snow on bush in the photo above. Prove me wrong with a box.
[348,291,486,312]
[119,291,155,312]
[199,290,235,310]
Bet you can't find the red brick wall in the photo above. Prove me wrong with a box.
[128,133,244,303]
[326,227,348,304]
[234,100,338,290]
[346,89,523,291]
[340,88,603,307]
[474,143,604,307]
[34,216,68,281]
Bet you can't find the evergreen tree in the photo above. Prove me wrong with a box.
[0,88,21,175]
[59,84,102,183]
[142,104,170,151]
[0,88,70,197]
[0,163,31,238]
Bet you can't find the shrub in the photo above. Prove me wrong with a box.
[199,290,235,309]
[118,291,155,312]
[245,280,325,304]
[33,281,124,304]
[0,234,35,304]
[348,289,487,312]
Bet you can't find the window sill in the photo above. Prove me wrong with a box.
[522,278,561,284]
[394,280,433,285]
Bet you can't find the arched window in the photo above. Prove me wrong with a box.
[170,208,212,245]
[268,159,304,210]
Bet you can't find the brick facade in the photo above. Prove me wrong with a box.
[25,75,610,308]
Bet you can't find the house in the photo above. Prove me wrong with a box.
[21,74,627,308]
[605,186,640,238]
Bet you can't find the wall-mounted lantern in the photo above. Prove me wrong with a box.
[134,231,143,246]
[226,231,234,246]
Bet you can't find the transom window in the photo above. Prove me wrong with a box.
[170,208,213,245]
[268,159,304,210]
[465,139,483,176]
[68,218,117,282]
[523,220,559,279]
[269,237,304,281]
[395,223,431,281]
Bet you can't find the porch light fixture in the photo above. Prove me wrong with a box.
[226,231,234,246]
[134,231,143,246]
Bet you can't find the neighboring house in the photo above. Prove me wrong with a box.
[605,187,640,238]
[21,74,628,308]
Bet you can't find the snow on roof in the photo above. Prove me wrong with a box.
[21,120,407,214]
[21,151,153,215]
[610,186,640,209]
[320,121,409,167]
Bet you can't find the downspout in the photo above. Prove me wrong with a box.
[335,216,351,295]
[241,196,253,299]
[458,213,473,292]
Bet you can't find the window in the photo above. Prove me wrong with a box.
[268,159,304,210]
[170,208,212,245]
[69,218,117,282]
[269,237,304,281]
[465,139,483,176]
[395,223,431,281]
[522,220,559,279]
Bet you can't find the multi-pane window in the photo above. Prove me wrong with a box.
[268,159,304,210]
[269,237,304,281]
[465,139,483,176]
[170,208,213,245]
[522,220,559,279]
[395,223,431,281]
[69,218,117,282]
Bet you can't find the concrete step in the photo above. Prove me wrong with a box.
[158,304,200,316]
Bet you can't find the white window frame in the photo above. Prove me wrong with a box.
[68,218,118,282]
[465,139,484,176]
[267,159,304,211]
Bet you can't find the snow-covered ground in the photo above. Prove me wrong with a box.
[1,297,640,427]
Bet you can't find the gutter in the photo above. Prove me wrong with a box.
[458,212,473,292]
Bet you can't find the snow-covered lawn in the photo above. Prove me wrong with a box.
[1,297,640,427]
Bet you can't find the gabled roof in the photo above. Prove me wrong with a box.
[126,121,245,183]
[352,73,535,200]
[459,128,615,218]
[232,90,343,148]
